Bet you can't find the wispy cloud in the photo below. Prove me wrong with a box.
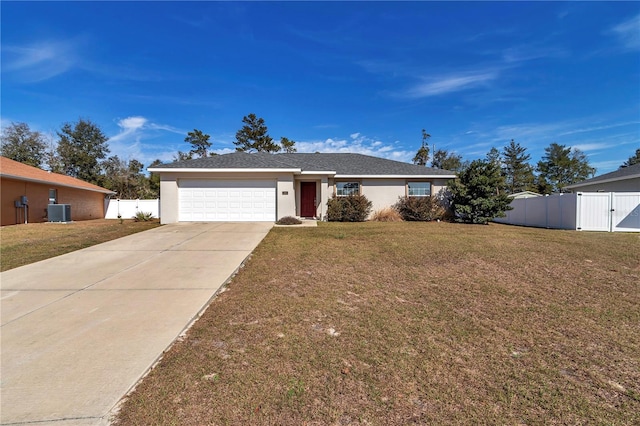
[401,70,499,98]
[107,116,188,166]
[571,142,611,152]
[108,116,148,143]
[608,13,640,51]
[296,133,413,162]
[501,45,567,63]
[1,39,80,82]
[557,121,640,137]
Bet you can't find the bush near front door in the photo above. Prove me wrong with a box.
[327,195,372,222]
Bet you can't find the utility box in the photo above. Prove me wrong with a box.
[48,204,71,222]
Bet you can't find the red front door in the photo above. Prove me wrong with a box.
[300,182,317,217]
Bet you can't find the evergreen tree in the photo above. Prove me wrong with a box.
[0,122,47,168]
[185,129,212,158]
[536,143,595,193]
[56,118,110,185]
[280,136,297,153]
[501,139,535,194]
[173,151,193,162]
[234,113,280,153]
[431,148,463,172]
[485,147,501,166]
[448,159,512,224]
[621,148,640,168]
[412,129,430,166]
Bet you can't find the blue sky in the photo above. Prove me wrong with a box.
[2,1,639,174]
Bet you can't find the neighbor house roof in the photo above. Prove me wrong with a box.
[508,191,542,199]
[0,156,115,194]
[149,152,456,178]
[565,163,640,189]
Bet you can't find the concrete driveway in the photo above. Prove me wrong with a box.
[0,222,273,425]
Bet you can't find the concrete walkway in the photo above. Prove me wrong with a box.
[0,222,273,425]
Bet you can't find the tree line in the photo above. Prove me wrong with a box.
[0,113,298,199]
[412,131,639,195]
[2,114,637,202]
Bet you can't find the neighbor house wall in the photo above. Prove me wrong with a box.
[569,178,639,193]
[1,177,106,226]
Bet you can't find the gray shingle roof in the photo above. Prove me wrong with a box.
[151,152,455,176]
[565,162,640,188]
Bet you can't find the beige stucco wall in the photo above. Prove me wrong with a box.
[569,178,640,193]
[361,179,406,213]
[158,172,296,224]
[326,177,453,217]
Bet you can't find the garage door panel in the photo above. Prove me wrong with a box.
[179,179,276,222]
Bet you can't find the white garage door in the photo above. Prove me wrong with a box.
[179,179,276,222]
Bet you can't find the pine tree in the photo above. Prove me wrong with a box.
[621,148,640,168]
[412,129,430,166]
[280,137,297,153]
[185,129,212,158]
[536,143,595,193]
[234,113,280,153]
[501,139,535,194]
[431,149,463,172]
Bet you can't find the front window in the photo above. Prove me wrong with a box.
[408,181,431,197]
[48,189,57,204]
[336,182,360,197]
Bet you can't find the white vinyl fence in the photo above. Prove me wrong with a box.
[105,199,160,219]
[495,192,640,232]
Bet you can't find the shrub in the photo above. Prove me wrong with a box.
[134,211,154,222]
[393,196,446,221]
[276,216,302,225]
[327,194,372,222]
[448,159,512,224]
[371,207,403,222]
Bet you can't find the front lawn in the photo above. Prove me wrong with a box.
[0,219,161,271]
[114,222,639,425]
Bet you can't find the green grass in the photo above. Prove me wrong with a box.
[114,222,640,425]
[0,219,161,271]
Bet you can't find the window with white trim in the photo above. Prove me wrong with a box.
[407,181,431,197]
[336,182,360,197]
[48,189,57,204]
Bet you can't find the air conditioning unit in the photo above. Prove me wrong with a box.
[48,204,71,222]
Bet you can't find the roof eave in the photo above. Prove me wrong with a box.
[334,174,457,179]
[1,174,115,194]
[565,173,640,189]
[147,167,302,173]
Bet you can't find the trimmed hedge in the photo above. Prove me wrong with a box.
[327,194,372,222]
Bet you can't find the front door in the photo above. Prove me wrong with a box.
[300,182,317,217]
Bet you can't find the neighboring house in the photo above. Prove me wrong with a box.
[509,191,542,199]
[149,152,456,223]
[0,156,115,226]
[565,163,640,192]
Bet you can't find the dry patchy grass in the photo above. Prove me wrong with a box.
[114,222,640,425]
[0,219,160,271]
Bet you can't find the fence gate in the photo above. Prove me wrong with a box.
[611,192,640,232]
[576,193,611,231]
